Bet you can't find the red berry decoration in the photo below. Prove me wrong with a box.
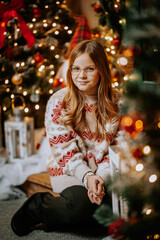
[93,2,103,14]
[34,53,44,64]
[133,147,143,159]
[112,38,120,46]
[33,8,41,18]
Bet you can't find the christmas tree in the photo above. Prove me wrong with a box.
[93,0,160,239]
[0,0,76,132]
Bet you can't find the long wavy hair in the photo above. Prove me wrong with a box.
[62,40,119,140]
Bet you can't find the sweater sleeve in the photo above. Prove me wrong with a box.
[45,91,92,182]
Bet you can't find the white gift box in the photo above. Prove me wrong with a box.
[4,117,34,162]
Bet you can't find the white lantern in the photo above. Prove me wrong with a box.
[12,96,25,122]
[4,117,34,162]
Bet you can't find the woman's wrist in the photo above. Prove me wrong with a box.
[83,171,94,189]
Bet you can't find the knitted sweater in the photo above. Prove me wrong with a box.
[45,88,120,191]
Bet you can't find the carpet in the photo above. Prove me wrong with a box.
[0,197,108,240]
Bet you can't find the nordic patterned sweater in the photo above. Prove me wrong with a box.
[45,88,121,189]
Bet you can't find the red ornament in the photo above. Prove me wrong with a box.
[93,2,103,14]
[53,78,60,87]
[33,8,41,18]
[133,147,142,159]
[34,53,44,64]
[112,38,120,46]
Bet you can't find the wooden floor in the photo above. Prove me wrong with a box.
[20,172,59,197]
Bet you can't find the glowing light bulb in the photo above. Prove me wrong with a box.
[51,70,55,75]
[106,48,110,52]
[115,82,119,86]
[121,116,133,127]
[52,23,56,27]
[49,78,53,83]
[10,94,14,99]
[35,104,39,110]
[68,30,72,34]
[146,208,152,215]
[3,106,7,111]
[149,174,157,183]
[24,107,29,113]
[55,31,59,35]
[135,163,144,172]
[33,30,37,34]
[45,5,49,8]
[50,46,55,50]
[43,23,48,27]
[60,78,64,82]
[6,88,10,92]
[5,79,9,84]
[49,89,53,94]
[123,75,129,81]
[55,54,59,59]
[143,145,151,155]
[14,42,18,46]
[32,18,36,22]
[49,64,54,69]
[158,122,160,128]
[35,89,40,94]
[64,26,68,30]
[154,234,160,239]
[23,91,27,96]
[16,63,20,67]
[118,57,128,66]
[135,120,143,132]
[29,24,33,28]
[21,62,25,66]
[111,50,116,55]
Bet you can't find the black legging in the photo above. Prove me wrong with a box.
[16,185,105,232]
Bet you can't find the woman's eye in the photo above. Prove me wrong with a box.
[72,67,80,71]
[86,67,95,72]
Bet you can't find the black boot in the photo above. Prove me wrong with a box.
[11,193,41,236]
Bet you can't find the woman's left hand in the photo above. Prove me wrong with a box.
[87,189,105,205]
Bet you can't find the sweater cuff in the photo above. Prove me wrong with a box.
[74,163,92,182]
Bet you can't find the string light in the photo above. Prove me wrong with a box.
[52,23,56,27]
[29,24,33,28]
[135,163,144,172]
[135,120,143,132]
[10,94,14,99]
[50,46,55,50]
[68,30,72,34]
[14,42,18,46]
[64,26,68,30]
[33,30,37,34]
[24,107,29,113]
[35,104,40,110]
[123,75,129,81]
[5,79,9,84]
[6,88,10,92]
[121,116,133,127]
[149,174,157,183]
[49,64,54,69]
[55,30,59,35]
[43,23,48,27]
[154,234,160,239]
[55,54,59,59]
[35,89,40,94]
[3,106,7,111]
[23,91,27,96]
[60,78,64,82]
[106,48,110,52]
[146,208,152,215]
[115,82,119,86]
[143,145,151,155]
[49,89,53,94]
[51,70,55,75]
[32,18,36,22]
[49,78,54,83]
[45,5,49,8]
[39,65,45,72]
[158,122,160,128]
[21,62,25,66]
[118,57,128,66]
[16,63,20,68]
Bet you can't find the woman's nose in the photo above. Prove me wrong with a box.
[79,69,87,78]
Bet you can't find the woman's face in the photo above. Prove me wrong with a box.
[70,53,100,95]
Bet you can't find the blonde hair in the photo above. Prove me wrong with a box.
[62,40,119,140]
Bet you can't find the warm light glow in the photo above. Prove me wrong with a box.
[64,26,68,30]
[119,20,123,24]
[29,24,33,28]
[51,70,55,75]
[123,75,129,81]
[50,46,55,50]
[60,78,64,82]
[10,94,14,99]
[45,5,49,8]
[55,30,59,35]
[8,35,12,39]
[14,42,18,46]
[106,48,110,52]
[32,18,36,22]
[52,23,56,27]
[3,106,7,111]
[55,54,59,59]
[135,120,143,132]
[115,82,119,86]
[39,65,45,72]
[49,78,54,83]
[111,45,115,49]
[68,30,72,34]
[146,208,152,215]
[21,62,25,66]
[121,116,133,127]
[135,163,144,172]
[49,64,54,69]
[143,145,151,155]
[114,4,118,8]
[56,1,60,4]
[5,79,9,84]
[111,50,116,55]
[24,107,29,113]
[118,57,128,66]
[158,122,160,128]
[35,104,40,110]
[33,30,37,34]
[43,23,48,27]
[35,89,40,94]
[154,234,160,239]
[23,91,27,96]
[149,174,157,183]
[49,89,53,94]
[6,88,10,92]
[16,63,20,67]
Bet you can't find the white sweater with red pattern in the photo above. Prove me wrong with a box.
[45,88,120,193]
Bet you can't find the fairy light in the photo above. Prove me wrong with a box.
[106,48,110,52]
[118,57,128,66]
[143,145,151,155]
[135,120,143,132]
[21,62,25,66]
[111,50,116,55]
[49,64,54,69]
[29,23,33,28]
[43,23,48,27]
[51,70,55,75]
[111,45,115,49]
[18,86,22,90]
[39,65,45,72]
[23,91,27,96]
[14,42,18,46]
[10,94,14,99]
[3,106,7,111]
[52,23,56,27]
[119,20,123,24]
[49,78,53,83]
[33,29,37,34]
[154,234,160,239]
[60,78,64,82]
[121,116,133,127]
[49,89,53,94]
[55,54,59,59]
[68,30,72,34]
[6,88,10,92]
[123,75,129,81]
[56,1,60,4]
[32,18,36,22]
[35,104,40,110]
[35,89,40,94]
[16,62,20,68]
[55,30,59,35]
[64,26,69,30]
[149,174,157,183]
[55,16,59,20]
[50,46,55,50]
[114,4,118,8]
[146,208,152,215]
[135,163,144,172]
[31,59,35,64]
[158,122,160,128]
[45,5,49,8]
[5,79,9,84]
[24,107,29,113]
[8,35,12,39]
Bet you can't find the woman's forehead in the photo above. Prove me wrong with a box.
[73,53,94,66]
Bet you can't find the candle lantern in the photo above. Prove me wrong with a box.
[4,117,34,162]
[12,96,25,122]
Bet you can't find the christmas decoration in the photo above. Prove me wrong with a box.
[11,73,23,85]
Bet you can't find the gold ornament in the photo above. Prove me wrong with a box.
[11,73,23,85]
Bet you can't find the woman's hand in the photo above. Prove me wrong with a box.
[87,175,105,205]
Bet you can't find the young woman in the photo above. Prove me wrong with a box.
[11,40,121,236]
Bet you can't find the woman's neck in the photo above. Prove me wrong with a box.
[84,93,97,104]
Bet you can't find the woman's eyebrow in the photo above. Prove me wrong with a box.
[72,64,96,67]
